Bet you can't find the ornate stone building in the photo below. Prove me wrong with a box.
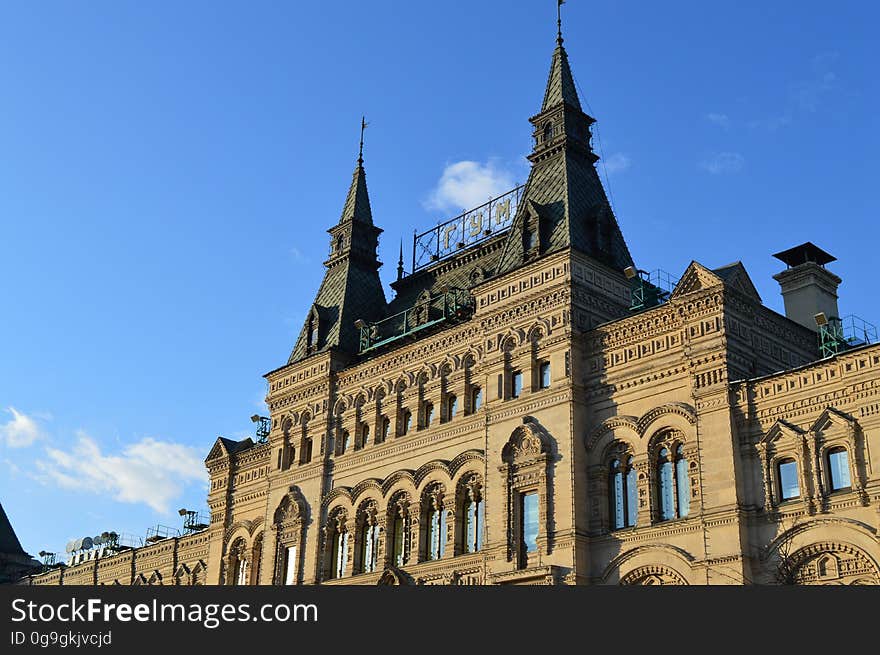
[21,27,880,587]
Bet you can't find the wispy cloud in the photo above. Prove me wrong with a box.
[706,113,730,129]
[749,52,839,131]
[0,407,46,448]
[425,160,515,213]
[602,153,631,174]
[700,152,745,175]
[37,432,207,514]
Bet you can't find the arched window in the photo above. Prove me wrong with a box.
[340,429,350,454]
[356,503,380,575]
[387,495,410,567]
[658,448,675,521]
[777,458,800,500]
[424,486,447,561]
[424,402,434,428]
[610,456,637,529]
[401,409,412,435]
[447,394,458,421]
[826,447,851,491]
[462,479,485,553]
[331,531,348,578]
[381,416,391,442]
[307,316,318,350]
[471,386,483,412]
[361,422,370,448]
[542,122,553,142]
[675,445,690,518]
[657,443,690,521]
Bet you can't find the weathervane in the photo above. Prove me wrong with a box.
[358,116,369,165]
[557,0,565,46]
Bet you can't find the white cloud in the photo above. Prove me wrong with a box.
[602,153,631,174]
[37,432,207,514]
[706,113,730,129]
[0,407,46,448]
[425,160,515,213]
[700,152,745,175]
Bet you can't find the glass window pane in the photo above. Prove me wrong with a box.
[828,449,851,490]
[428,510,439,560]
[440,509,447,557]
[284,545,297,585]
[660,461,674,520]
[540,362,551,388]
[472,387,483,411]
[522,492,539,552]
[612,470,624,530]
[393,518,404,566]
[449,395,457,419]
[676,457,690,517]
[512,371,523,398]
[476,499,484,551]
[362,424,369,447]
[626,466,638,527]
[778,460,800,500]
[425,403,433,427]
[465,500,474,553]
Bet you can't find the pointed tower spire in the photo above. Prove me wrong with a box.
[557,0,564,47]
[496,18,634,276]
[397,239,405,281]
[288,120,387,364]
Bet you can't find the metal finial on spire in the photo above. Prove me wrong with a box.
[557,0,565,46]
[358,116,369,165]
[397,239,405,280]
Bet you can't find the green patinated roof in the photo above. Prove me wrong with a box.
[0,502,26,555]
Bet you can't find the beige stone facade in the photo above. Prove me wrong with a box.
[19,31,880,587]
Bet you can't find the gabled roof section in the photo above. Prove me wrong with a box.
[542,44,582,112]
[712,262,762,302]
[205,436,254,463]
[0,502,26,555]
[670,262,726,298]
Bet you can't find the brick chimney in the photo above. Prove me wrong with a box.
[772,242,841,332]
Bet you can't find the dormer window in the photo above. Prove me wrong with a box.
[335,235,344,253]
[542,122,553,143]
[307,314,319,351]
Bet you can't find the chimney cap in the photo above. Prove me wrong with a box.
[772,242,836,268]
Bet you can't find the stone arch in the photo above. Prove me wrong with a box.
[637,403,697,439]
[784,542,879,585]
[502,416,553,464]
[449,450,485,479]
[620,564,688,586]
[414,460,453,491]
[585,416,639,453]
[601,543,696,585]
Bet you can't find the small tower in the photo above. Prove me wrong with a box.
[287,127,388,363]
[496,10,633,275]
[772,242,841,332]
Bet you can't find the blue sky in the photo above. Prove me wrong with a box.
[1,1,877,558]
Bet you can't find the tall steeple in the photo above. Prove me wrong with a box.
[496,16,633,275]
[288,124,387,364]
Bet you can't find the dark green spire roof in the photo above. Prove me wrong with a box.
[541,44,582,112]
[496,40,633,276]
[0,502,26,555]
[287,158,387,364]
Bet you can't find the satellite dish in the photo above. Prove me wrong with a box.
[81,536,93,550]
[93,535,104,546]
[72,538,83,552]
[65,540,76,553]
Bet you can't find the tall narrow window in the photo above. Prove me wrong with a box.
[283,546,297,585]
[340,430,350,454]
[521,492,539,553]
[610,457,638,529]
[392,516,406,566]
[401,409,412,435]
[331,531,348,579]
[511,371,523,398]
[361,423,370,448]
[381,416,391,442]
[236,558,249,586]
[471,386,483,412]
[464,492,484,553]
[539,361,551,389]
[777,458,800,500]
[301,437,312,464]
[658,448,675,521]
[827,447,851,491]
[307,317,318,350]
[675,445,690,518]
[424,402,434,428]
[447,394,458,421]
[360,523,379,573]
[427,506,447,560]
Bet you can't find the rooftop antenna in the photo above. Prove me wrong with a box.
[251,414,270,443]
[358,116,368,166]
[397,239,405,281]
[557,0,565,46]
